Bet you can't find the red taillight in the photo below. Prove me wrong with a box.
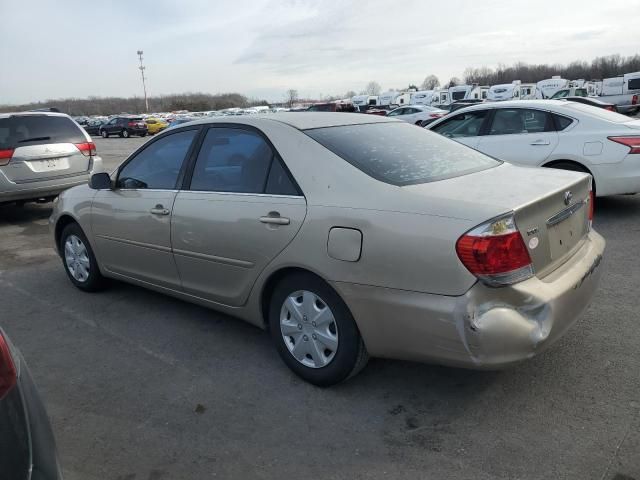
[75,142,96,157]
[456,214,533,286]
[632,95,638,105]
[0,148,14,166]
[605,105,616,112]
[0,332,17,401]
[608,136,640,154]
[430,113,445,118]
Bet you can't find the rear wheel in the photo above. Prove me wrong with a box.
[545,161,596,197]
[269,273,368,386]
[122,129,130,138]
[60,223,105,292]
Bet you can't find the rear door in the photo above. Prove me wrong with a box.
[428,109,489,149]
[171,126,307,307]
[476,108,559,166]
[0,115,92,183]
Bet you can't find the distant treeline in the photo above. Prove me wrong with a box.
[463,54,640,86]
[0,92,269,116]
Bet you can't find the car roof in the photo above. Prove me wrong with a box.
[0,111,71,120]
[184,112,397,131]
[453,99,569,112]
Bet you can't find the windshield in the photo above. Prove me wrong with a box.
[305,122,499,186]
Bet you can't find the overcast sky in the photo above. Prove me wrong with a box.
[1,0,639,104]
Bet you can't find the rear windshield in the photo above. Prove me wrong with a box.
[305,122,500,186]
[563,102,632,123]
[0,115,85,149]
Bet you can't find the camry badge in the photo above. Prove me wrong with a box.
[564,190,572,206]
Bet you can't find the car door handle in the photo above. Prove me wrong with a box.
[150,205,170,216]
[260,212,290,225]
[530,140,550,145]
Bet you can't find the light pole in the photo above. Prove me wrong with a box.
[136,50,149,113]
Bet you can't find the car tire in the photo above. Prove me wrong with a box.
[269,272,368,386]
[415,120,423,126]
[545,161,596,196]
[60,223,105,292]
[140,132,147,137]
[122,129,130,138]
[101,130,108,138]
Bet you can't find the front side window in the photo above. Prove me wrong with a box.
[551,89,569,99]
[387,108,405,117]
[190,128,273,193]
[489,109,551,135]
[306,122,499,186]
[431,110,488,138]
[117,129,197,189]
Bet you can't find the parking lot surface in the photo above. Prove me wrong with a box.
[1,136,639,480]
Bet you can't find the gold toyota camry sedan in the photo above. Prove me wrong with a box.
[50,113,605,386]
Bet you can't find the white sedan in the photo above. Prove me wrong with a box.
[386,105,448,126]
[426,100,640,196]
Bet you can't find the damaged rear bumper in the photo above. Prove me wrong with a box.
[332,230,605,368]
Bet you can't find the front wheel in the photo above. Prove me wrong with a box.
[60,223,105,292]
[101,130,108,138]
[122,129,130,138]
[269,273,368,386]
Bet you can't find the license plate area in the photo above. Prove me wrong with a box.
[547,203,587,260]
[28,157,70,172]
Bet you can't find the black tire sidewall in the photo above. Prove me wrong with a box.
[269,273,363,386]
[60,223,104,292]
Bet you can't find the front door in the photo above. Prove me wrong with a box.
[171,126,307,307]
[92,128,199,288]
[476,108,559,166]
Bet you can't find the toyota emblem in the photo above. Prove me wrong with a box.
[564,190,572,206]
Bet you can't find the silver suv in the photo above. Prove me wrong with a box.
[0,112,103,204]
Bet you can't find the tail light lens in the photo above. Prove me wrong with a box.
[605,105,616,112]
[608,136,640,154]
[75,142,96,157]
[429,113,445,118]
[0,148,14,166]
[456,213,533,287]
[632,95,638,105]
[0,332,17,401]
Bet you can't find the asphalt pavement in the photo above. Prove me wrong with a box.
[0,136,638,480]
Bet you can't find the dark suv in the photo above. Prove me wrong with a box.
[99,116,148,138]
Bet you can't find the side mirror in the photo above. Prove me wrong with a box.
[89,172,112,190]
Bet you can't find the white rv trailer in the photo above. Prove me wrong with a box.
[536,76,569,99]
[409,90,436,105]
[429,88,450,106]
[448,84,489,102]
[486,81,537,101]
[377,91,413,107]
[351,95,379,108]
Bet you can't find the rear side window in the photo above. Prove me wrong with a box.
[563,102,633,123]
[554,115,574,131]
[0,115,85,149]
[306,122,499,186]
[489,109,552,135]
[628,78,640,90]
[190,128,273,193]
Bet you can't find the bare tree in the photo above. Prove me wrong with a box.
[420,75,440,90]
[446,77,461,88]
[344,90,357,99]
[285,89,299,108]
[364,81,381,95]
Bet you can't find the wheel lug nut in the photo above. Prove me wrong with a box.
[298,324,302,330]
[312,321,316,327]
[303,335,308,341]
[312,334,317,340]
[303,315,307,321]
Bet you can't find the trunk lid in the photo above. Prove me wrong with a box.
[400,163,592,277]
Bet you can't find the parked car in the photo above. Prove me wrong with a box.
[447,99,485,113]
[0,112,103,204]
[51,113,604,386]
[386,105,447,125]
[166,117,198,129]
[549,87,589,99]
[593,71,640,115]
[82,119,104,135]
[562,96,618,112]
[426,100,640,196]
[99,116,148,138]
[145,117,169,135]
[306,103,356,112]
[0,327,63,479]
